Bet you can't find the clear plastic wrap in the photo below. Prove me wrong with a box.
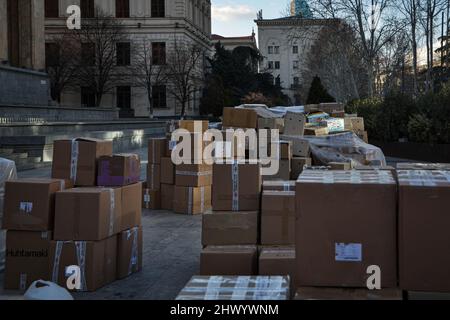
[176,276,290,300]
[0,158,17,272]
[302,131,387,167]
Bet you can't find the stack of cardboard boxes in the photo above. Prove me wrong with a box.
[2,138,143,291]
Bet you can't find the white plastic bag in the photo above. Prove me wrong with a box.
[24,280,74,300]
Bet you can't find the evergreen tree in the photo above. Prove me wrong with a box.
[306,76,335,104]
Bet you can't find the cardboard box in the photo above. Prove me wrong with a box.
[284,112,305,136]
[295,170,397,288]
[398,170,450,292]
[142,184,160,210]
[294,287,403,300]
[148,138,167,164]
[117,226,143,279]
[258,117,284,132]
[223,107,258,129]
[319,102,345,114]
[355,130,369,143]
[261,140,291,160]
[212,162,261,211]
[147,163,161,191]
[161,157,175,184]
[49,236,117,292]
[258,246,296,280]
[280,135,310,157]
[97,154,140,187]
[54,187,122,241]
[4,231,52,290]
[161,184,174,210]
[396,163,450,170]
[2,179,71,231]
[291,157,312,180]
[52,138,112,186]
[200,245,258,276]
[262,180,295,191]
[176,276,290,300]
[179,120,209,133]
[261,191,295,245]
[329,162,352,170]
[175,164,212,187]
[173,185,211,215]
[122,182,142,229]
[345,116,365,131]
[306,111,329,124]
[320,117,345,133]
[304,126,329,136]
[202,211,258,246]
[171,133,212,162]
[263,159,291,181]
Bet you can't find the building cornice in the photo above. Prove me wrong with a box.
[255,18,342,27]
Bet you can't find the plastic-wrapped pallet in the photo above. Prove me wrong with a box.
[0,158,18,272]
[176,276,290,300]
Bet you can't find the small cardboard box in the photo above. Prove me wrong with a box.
[179,120,209,133]
[294,287,403,300]
[263,159,291,181]
[261,191,295,245]
[142,184,161,210]
[122,182,142,229]
[4,231,52,290]
[97,154,140,187]
[258,118,284,132]
[161,157,175,184]
[148,138,167,164]
[161,184,174,210]
[117,226,143,279]
[49,236,117,292]
[223,107,258,129]
[291,157,312,180]
[258,246,296,281]
[200,245,258,276]
[212,162,261,211]
[202,211,258,246]
[173,185,211,215]
[262,180,295,191]
[2,179,71,231]
[284,112,305,136]
[175,164,213,187]
[345,116,365,131]
[147,163,161,191]
[52,138,113,186]
[329,162,352,170]
[304,126,329,136]
[280,135,310,157]
[54,187,122,241]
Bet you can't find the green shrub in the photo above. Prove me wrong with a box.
[408,114,433,143]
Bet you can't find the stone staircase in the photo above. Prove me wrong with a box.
[0,147,50,171]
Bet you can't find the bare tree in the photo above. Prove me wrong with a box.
[70,7,126,107]
[165,39,205,118]
[132,40,167,119]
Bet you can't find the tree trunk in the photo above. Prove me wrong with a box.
[411,20,418,95]
[367,59,374,97]
[147,86,154,119]
[180,100,186,119]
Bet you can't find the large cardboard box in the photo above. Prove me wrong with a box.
[121,182,142,229]
[175,164,212,187]
[148,138,167,164]
[97,154,140,187]
[2,179,71,231]
[259,140,291,160]
[142,182,160,210]
[171,133,212,162]
[263,159,290,181]
[200,245,258,276]
[398,170,450,292]
[49,236,117,292]
[295,170,397,288]
[258,246,296,285]
[212,162,261,211]
[202,211,258,246]
[294,287,403,300]
[223,107,258,129]
[54,187,122,241]
[52,138,112,186]
[4,231,52,290]
[280,135,310,157]
[161,184,174,210]
[261,191,295,245]
[258,118,284,133]
[284,112,305,136]
[179,120,209,133]
[117,226,143,279]
[161,157,175,184]
[262,180,295,191]
[147,163,161,191]
[291,157,312,180]
[173,185,211,215]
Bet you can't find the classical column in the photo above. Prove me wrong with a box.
[0,0,7,62]
[30,0,45,70]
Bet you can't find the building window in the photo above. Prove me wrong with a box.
[81,43,95,65]
[268,46,273,54]
[153,85,167,108]
[275,61,280,69]
[293,77,300,86]
[293,46,298,54]
[274,46,280,54]
[152,42,166,65]
[152,0,165,17]
[45,0,59,18]
[116,0,130,18]
[81,87,96,107]
[293,60,299,70]
[81,0,95,18]
[117,86,131,109]
[268,61,274,69]
[116,42,130,66]
[45,43,60,68]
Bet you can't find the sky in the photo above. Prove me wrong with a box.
[211,0,291,37]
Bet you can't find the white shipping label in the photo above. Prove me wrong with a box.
[335,243,362,262]
[19,202,33,214]
[144,194,151,203]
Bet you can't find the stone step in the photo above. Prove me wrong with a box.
[16,161,51,172]
[0,152,28,161]
[0,148,14,155]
